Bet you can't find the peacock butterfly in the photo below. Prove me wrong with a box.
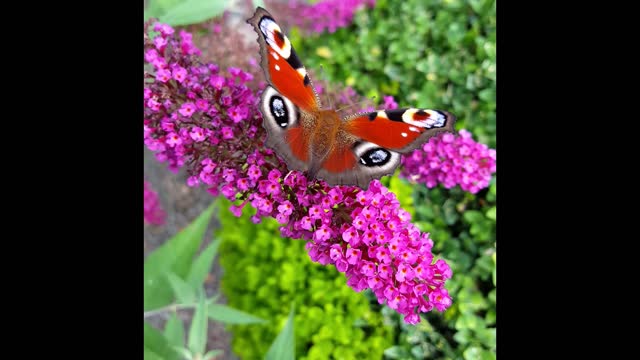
[247,7,456,189]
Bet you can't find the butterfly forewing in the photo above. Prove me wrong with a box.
[247,8,320,112]
[343,108,456,153]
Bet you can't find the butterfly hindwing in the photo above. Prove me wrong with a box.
[313,108,456,188]
[344,108,456,153]
[247,7,320,113]
[316,139,402,189]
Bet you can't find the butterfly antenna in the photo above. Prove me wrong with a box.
[318,64,334,109]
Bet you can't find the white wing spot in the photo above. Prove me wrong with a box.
[271,51,280,60]
[259,18,292,59]
[401,132,408,137]
[402,109,446,129]
[409,126,420,132]
[275,64,280,71]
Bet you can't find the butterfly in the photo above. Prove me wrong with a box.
[247,7,456,189]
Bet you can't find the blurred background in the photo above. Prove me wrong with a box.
[144,0,496,359]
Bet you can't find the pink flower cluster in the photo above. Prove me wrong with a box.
[144,180,166,225]
[226,163,452,323]
[144,22,259,178]
[308,181,452,323]
[401,129,497,194]
[284,0,376,33]
[142,22,498,323]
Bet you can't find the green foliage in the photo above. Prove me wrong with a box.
[144,203,271,359]
[164,313,185,350]
[289,1,496,357]
[145,0,228,26]
[393,179,496,359]
[292,0,496,148]
[216,198,393,359]
[188,289,209,355]
[144,203,216,311]
[145,322,181,360]
[208,303,267,324]
[265,304,296,360]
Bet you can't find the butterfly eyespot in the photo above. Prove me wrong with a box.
[269,96,288,127]
[360,148,392,167]
[261,86,298,130]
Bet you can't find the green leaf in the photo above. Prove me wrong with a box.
[485,308,496,325]
[144,347,165,360]
[486,206,496,221]
[410,345,425,358]
[453,329,471,345]
[160,0,228,26]
[265,304,295,360]
[492,252,496,285]
[478,88,496,102]
[144,203,215,311]
[167,272,196,305]
[187,238,221,289]
[145,322,178,360]
[149,0,183,12]
[208,303,267,324]
[463,210,484,223]
[383,64,403,82]
[464,346,496,360]
[383,346,409,359]
[145,0,186,19]
[188,289,208,355]
[164,312,185,349]
[172,347,193,360]
[203,350,223,360]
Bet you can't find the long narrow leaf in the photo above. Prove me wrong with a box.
[164,312,185,349]
[173,347,193,360]
[145,322,179,360]
[265,304,295,360]
[203,350,223,360]
[208,303,266,325]
[188,289,208,355]
[167,272,196,305]
[187,238,221,289]
[144,347,165,360]
[144,202,215,311]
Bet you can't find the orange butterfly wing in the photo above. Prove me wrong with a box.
[344,108,456,153]
[248,7,320,113]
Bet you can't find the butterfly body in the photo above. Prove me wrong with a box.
[248,7,456,189]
